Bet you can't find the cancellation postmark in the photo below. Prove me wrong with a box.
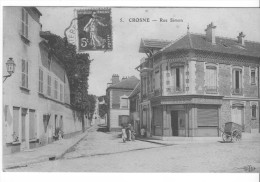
[65,8,112,53]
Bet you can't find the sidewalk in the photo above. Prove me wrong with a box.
[136,132,260,146]
[3,127,93,170]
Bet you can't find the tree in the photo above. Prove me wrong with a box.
[98,95,108,118]
[40,31,96,119]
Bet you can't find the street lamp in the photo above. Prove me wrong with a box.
[3,58,16,82]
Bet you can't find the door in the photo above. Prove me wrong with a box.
[21,109,27,142]
[55,115,58,136]
[29,110,36,140]
[232,106,244,130]
[13,107,20,141]
[171,111,178,136]
[21,108,27,150]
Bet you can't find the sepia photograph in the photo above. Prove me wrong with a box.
[1,3,260,177]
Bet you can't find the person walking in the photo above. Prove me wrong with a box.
[122,126,127,143]
[127,123,132,141]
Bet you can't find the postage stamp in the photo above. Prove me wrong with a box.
[76,8,112,52]
[65,8,112,53]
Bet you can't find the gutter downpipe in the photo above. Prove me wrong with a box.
[257,64,260,133]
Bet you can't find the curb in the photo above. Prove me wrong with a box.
[4,126,94,170]
[136,138,174,146]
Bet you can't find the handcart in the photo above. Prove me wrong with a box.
[218,122,242,142]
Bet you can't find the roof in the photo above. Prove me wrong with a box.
[160,33,260,58]
[108,76,140,90]
[128,81,140,98]
[139,39,172,53]
[31,7,42,16]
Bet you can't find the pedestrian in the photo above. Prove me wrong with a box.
[131,127,135,141]
[141,127,146,138]
[122,126,127,143]
[127,123,132,141]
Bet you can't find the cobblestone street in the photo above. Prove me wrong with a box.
[5,126,260,172]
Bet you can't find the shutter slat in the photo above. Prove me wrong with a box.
[197,107,218,127]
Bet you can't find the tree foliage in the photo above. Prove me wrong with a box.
[41,31,95,116]
[98,95,108,118]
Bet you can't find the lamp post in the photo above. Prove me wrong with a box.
[3,58,16,83]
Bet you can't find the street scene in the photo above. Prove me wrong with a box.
[2,6,260,175]
[4,123,260,172]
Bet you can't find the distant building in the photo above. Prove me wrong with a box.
[3,7,86,154]
[137,22,260,138]
[106,75,139,131]
[128,82,141,134]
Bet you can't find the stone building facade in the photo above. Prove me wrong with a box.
[106,75,139,131]
[3,7,87,154]
[137,23,260,138]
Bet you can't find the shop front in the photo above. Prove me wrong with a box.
[151,95,223,138]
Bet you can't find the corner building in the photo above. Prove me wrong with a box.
[137,23,260,138]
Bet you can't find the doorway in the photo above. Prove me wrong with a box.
[232,106,244,131]
[171,111,178,136]
[21,108,27,150]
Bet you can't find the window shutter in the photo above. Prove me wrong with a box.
[197,106,218,127]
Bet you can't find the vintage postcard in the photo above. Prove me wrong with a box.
[1,5,260,180]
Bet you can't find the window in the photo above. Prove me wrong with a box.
[21,59,28,88]
[154,68,160,90]
[60,84,63,102]
[47,75,51,96]
[54,80,58,99]
[251,69,256,85]
[171,66,184,92]
[39,69,43,93]
[142,77,147,95]
[252,105,256,119]
[120,95,128,109]
[21,8,29,39]
[205,65,217,93]
[232,68,243,95]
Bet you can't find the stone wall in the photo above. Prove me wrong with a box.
[218,64,232,96]
[195,61,205,94]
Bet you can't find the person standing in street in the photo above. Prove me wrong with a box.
[126,123,132,141]
[122,126,127,143]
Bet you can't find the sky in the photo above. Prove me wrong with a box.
[37,7,260,96]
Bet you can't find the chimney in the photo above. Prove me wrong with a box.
[237,32,246,46]
[122,76,127,81]
[205,22,216,44]
[107,83,112,88]
[111,74,120,84]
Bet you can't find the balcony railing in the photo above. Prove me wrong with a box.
[232,88,243,95]
[205,86,218,94]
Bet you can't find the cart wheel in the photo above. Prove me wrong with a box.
[222,133,232,142]
[232,130,242,142]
